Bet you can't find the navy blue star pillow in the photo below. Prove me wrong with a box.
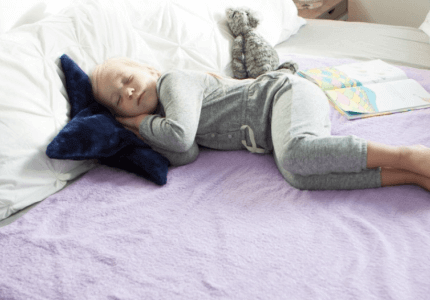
[46,54,169,185]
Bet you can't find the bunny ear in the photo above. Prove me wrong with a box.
[247,10,260,28]
[226,8,235,19]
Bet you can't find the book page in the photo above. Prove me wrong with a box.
[336,59,407,86]
[298,66,361,90]
[366,79,430,113]
[325,79,430,114]
[299,60,408,91]
[325,87,377,113]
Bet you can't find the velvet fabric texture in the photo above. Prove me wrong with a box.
[46,54,169,185]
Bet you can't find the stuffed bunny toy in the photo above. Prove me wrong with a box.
[226,7,280,79]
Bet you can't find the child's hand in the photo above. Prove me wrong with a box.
[116,114,150,141]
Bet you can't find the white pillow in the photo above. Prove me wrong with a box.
[420,10,430,39]
[0,0,153,220]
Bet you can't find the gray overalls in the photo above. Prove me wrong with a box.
[139,69,381,190]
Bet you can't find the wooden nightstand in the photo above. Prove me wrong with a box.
[295,0,348,20]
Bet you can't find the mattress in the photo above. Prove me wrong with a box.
[2,17,428,228]
[275,19,430,69]
[1,1,430,298]
[1,4,430,224]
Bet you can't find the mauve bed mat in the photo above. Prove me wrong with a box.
[1,55,430,299]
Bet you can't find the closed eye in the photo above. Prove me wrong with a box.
[117,95,122,106]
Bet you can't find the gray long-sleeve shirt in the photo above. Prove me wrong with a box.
[139,69,293,166]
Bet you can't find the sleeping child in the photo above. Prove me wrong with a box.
[90,57,430,191]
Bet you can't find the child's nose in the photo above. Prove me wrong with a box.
[126,87,135,98]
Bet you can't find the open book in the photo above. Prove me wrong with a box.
[298,60,430,120]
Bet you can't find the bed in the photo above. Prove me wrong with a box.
[1,0,430,298]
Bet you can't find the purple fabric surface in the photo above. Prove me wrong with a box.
[1,56,430,299]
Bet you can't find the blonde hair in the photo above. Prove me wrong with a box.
[91,57,161,101]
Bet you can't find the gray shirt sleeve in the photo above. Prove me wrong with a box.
[138,70,204,166]
[150,142,199,167]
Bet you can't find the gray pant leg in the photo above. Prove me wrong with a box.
[271,75,381,190]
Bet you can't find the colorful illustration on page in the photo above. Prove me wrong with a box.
[326,87,378,113]
[299,67,362,90]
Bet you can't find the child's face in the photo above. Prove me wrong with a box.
[93,61,159,117]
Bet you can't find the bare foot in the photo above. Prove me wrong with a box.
[399,145,430,178]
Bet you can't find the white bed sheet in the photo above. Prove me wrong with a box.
[275,19,430,70]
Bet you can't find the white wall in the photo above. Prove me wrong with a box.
[348,0,430,28]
